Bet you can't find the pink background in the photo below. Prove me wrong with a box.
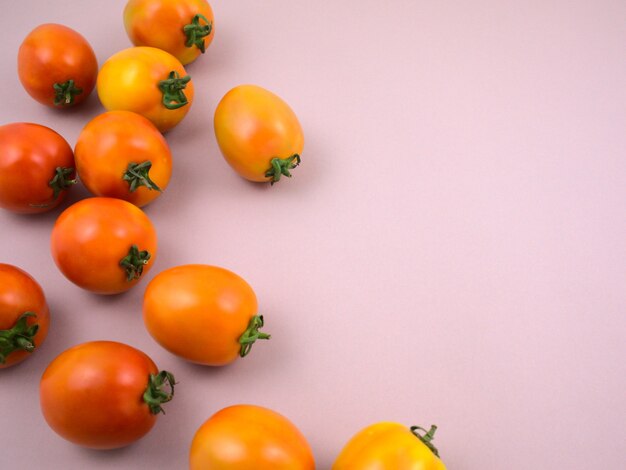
[1,1,625,468]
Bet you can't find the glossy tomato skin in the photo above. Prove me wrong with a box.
[214,85,304,182]
[0,123,75,214]
[0,264,49,368]
[50,198,157,294]
[189,405,315,469]
[40,341,160,449]
[124,0,215,65]
[143,265,261,366]
[75,111,172,207]
[97,47,194,132]
[18,24,98,108]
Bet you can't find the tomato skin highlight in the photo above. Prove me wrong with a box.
[18,24,98,108]
[189,404,316,469]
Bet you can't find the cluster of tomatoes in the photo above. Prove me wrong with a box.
[0,1,447,468]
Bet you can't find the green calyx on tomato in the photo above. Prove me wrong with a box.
[0,312,39,364]
[123,161,162,193]
[183,14,213,53]
[53,79,83,107]
[410,425,441,458]
[158,71,191,110]
[265,154,302,185]
[143,370,176,415]
[49,166,77,200]
[239,315,271,357]
[119,244,151,281]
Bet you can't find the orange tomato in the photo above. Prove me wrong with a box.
[50,198,157,294]
[143,264,270,366]
[0,123,75,214]
[40,341,175,449]
[18,24,98,108]
[97,47,194,132]
[75,111,172,207]
[0,264,49,368]
[124,0,215,65]
[189,404,315,469]
[214,85,304,184]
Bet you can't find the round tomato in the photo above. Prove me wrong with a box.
[97,47,194,132]
[0,264,49,368]
[214,85,304,184]
[50,198,157,294]
[40,341,175,449]
[0,123,76,214]
[75,111,172,207]
[190,404,315,469]
[18,24,97,108]
[124,0,215,65]
[143,264,270,366]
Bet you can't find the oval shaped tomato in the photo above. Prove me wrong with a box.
[97,47,194,132]
[75,111,172,207]
[18,24,98,108]
[0,264,49,368]
[143,264,270,366]
[332,423,447,470]
[50,198,157,294]
[124,0,215,65]
[40,341,175,449]
[190,404,315,469]
[0,123,76,214]
[214,84,304,184]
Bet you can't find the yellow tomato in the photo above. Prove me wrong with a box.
[97,47,194,132]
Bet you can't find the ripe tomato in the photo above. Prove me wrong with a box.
[18,24,98,108]
[332,423,447,470]
[190,404,315,469]
[0,123,76,214]
[143,264,270,366]
[0,264,49,368]
[40,341,175,449]
[97,47,194,132]
[75,111,172,207]
[50,198,157,294]
[124,0,215,65]
[214,85,304,184]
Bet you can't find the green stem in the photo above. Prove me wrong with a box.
[410,425,441,458]
[123,161,162,193]
[0,312,39,364]
[158,71,191,110]
[264,154,301,185]
[183,14,213,53]
[50,166,77,200]
[143,370,176,415]
[119,245,151,282]
[238,315,271,357]
[53,79,83,107]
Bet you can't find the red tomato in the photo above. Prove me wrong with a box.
[40,341,175,449]
[18,24,98,108]
[0,123,75,214]
[0,264,49,368]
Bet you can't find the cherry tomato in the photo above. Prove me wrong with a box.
[143,264,270,366]
[97,47,194,132]
[75,111,172,207]
[190,404,315,469]
[214,85,304,184]
[40,341,175,449]
[0,123,76,214]
[18,24,98,108]
[50,197,157,294]
[0,264,49,368]
[124,0,215,65]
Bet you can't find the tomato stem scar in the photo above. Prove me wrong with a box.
[239,315,271,357]
[264,154,301,185]
[410,425,441,458]
[53,79,83,106]
[0,312,39,364]
[183,14,212,53]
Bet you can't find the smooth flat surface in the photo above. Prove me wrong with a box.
[1,1,625,468]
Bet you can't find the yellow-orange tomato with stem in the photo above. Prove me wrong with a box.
[189,404,316,469]
[214,85,304,184]
[124,0,215,65]
[332,422,447,470]
[75,111,172,207]
[97,47,194,132]
[143,264,270,366]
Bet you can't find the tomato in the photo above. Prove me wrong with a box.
[143,264,270,366]
[40,341,175,449]
[0,264,49,368]
[190,404,315,469]
[50,198,157,294]
[18,24,98,108]
[0,123,76,214]
[75,111,172,207]
[214,85,304,184]
[124,0,215,65]
[332,423,447,470]
[97,47,194,132]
